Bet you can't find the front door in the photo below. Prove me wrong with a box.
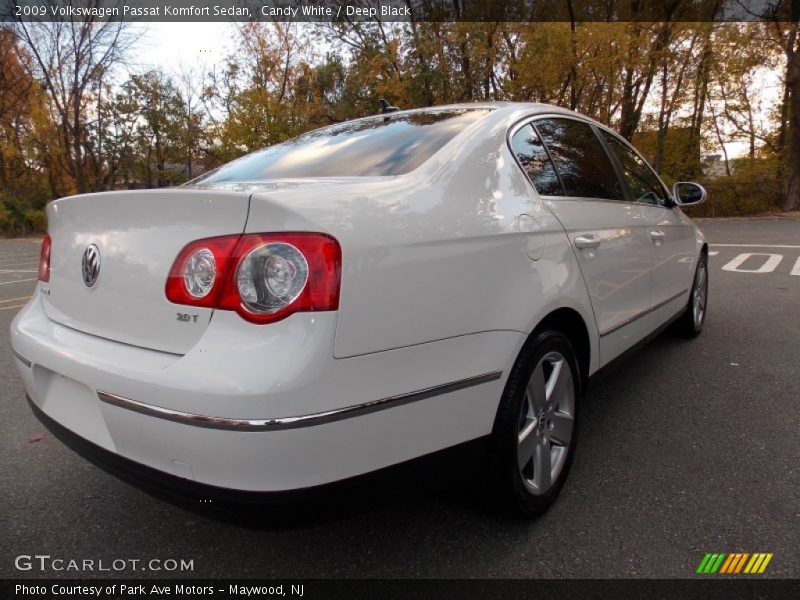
[599,131,696,309]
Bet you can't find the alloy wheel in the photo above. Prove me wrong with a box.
[693,261,707,328]
[517,351,575,495]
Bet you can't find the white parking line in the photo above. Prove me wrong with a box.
[792,257,800,277]
[0,303,25,312]
[0,255,38,264]
[0,296,30,304]
[708,251,719,256]
[0,278,37,286]
[0,269,37,273]
[0,262,39,268]
[722,253,783,273]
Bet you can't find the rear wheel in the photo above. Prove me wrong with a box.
[674,253,708,338]
[485,330,580,516]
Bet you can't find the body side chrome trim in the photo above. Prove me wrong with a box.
[97,370,503,432]
[599,289,688,338]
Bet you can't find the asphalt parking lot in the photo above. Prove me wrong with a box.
[1,218,798,579]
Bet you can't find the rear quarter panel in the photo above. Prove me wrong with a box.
[246,110,599,373]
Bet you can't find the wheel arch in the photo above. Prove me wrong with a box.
[531,307,592,392]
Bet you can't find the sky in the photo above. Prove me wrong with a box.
[126,22,778,160]
[129,22,234,74]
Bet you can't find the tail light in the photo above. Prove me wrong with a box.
[165,236,240,308]
[166,233,341,324]
[38,234,52,282]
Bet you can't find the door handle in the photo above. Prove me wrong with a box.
[574,234,601,249]
[650,230,666,241]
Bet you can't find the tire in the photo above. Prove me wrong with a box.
[674,253,708,338]
[484,329,581,517]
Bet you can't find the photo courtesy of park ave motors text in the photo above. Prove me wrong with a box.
[1,0,799,592]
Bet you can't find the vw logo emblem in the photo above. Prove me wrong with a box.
[81,244,101,288]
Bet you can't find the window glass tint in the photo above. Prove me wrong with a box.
[534,118,623,200]
[510,125,564,196]
[196,109,490,181]
[602,132,668,205]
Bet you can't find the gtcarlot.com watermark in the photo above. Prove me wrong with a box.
[14,554,194,572]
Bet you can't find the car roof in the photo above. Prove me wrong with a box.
[389,101,611,132]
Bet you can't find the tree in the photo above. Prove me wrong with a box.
[1,16,796,221]
[774,20,800,210]
[0,28,37,195]
[117,70,197,188]
[12,10,136,194]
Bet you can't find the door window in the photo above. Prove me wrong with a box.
[534,118,624,201]
[602,132,669,206]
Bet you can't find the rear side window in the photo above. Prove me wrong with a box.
[534,118,624,201]
[195,109,490,181]
[510,125,564,196]
[602,132,668,206]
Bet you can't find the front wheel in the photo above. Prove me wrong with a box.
[674,253,708,338]
[484,330,580,517]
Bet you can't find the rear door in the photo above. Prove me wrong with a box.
[512,117,652,346]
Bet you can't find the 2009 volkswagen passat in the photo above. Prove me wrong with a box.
[11,103,709,515]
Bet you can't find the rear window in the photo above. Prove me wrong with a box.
[196,109,490,182]
[510,124,564,196]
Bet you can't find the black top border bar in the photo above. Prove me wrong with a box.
[1,0,797,23]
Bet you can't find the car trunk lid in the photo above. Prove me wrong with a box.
[42,189,250,355]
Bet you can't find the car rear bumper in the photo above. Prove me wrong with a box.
[11,289,516,492]
[27,394,491,508]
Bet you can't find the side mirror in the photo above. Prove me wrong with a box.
[672,182,707,207]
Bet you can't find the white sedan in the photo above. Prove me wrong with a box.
[11,103,708,515]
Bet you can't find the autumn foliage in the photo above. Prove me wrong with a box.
[1,19,798,235]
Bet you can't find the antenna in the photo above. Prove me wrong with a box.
[379,99,400,114]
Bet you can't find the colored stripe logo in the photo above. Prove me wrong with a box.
[696,552,773,574]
